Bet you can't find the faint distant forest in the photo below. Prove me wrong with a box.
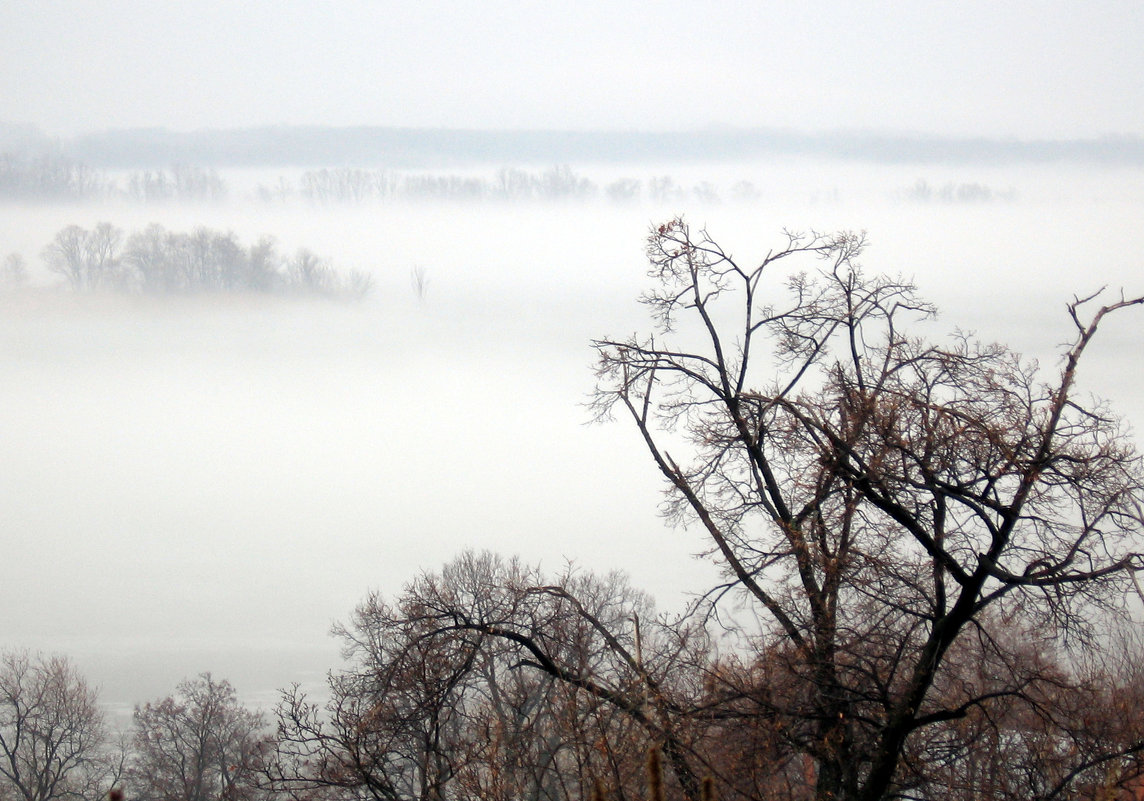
[4,221,373,298]
[7,122,1144,168]
[0,150,1017,208]
[2,123,1049,294]
[3,121,1140,204]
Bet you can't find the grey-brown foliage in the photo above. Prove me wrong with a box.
[267,553,708,801]
[590,218,1144,801]
[130,674,269,801]
[0,651,109,801]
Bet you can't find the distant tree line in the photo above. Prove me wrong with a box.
[901,178,1018,204]
[16,222,372,299]
[2,150,1021,207]
[281,167,774,205]
[0,151,758,206]
[0,652,268,801]
[0,152,111,200]
[285,165,697,204]
[0,150,722,205]
[126,165,227,203]
[58,124,1144,168]
[0,152,227,202]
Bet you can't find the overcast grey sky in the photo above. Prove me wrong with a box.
[3,0,1142,138]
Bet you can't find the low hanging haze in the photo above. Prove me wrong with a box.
[2,0,1143,139]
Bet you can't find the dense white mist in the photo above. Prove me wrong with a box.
[2,157,1143,710]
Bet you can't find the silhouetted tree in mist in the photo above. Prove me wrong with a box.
[267,552,704,801]
[0,651,112,801]
[589,218,1144,800]
[130,674,269,801]
[1,253,28,290]
[38,222,371,299]
[42,222,125,291]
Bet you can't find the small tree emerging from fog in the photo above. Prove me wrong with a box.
[1,253,28,290]
[410,265,429,302]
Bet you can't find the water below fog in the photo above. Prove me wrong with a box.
[2,156,1143,711]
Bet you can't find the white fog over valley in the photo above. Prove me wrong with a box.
[2,0,1144,755]
[4,158,1143,715]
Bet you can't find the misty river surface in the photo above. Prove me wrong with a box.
[3,157,1143,712]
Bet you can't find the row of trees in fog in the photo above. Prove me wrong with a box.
[287,169,1012,206]
[288,165,705,204]
[3,222,372,298]
[6,220,1144,801]
[0,152,738,205]
[0,153,226,202]
[0,652,267,801]
[1,152,1014,206]
[0,152,107,199]
[8,549,1144,801]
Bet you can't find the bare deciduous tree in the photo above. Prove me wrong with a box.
[0,651,107,801]
[590,218,1144,801]
[41,223,123,290]
[269,553,709,801]
[130,674,269,801]
[40,222,372,298]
